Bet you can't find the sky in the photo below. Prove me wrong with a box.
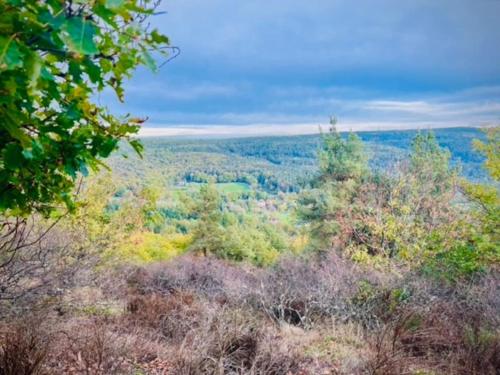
[103,0,500,136]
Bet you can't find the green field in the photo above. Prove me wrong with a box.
[174,182,251,195]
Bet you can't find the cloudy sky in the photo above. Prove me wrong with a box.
[104,0,500,135]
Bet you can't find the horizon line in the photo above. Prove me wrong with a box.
[136,122,492,138]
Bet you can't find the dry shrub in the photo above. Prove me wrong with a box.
[255,253,389,328]
[49,319,130,375]
[130,255,259,305]
[250,334,301,375]
[126,290,203,342]
[363,312,418,375]
[128,253,391,330]
[0,319,50,375]
[363,301,500,375]
[171,308,299,375]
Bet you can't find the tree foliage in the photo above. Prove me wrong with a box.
[298,119,368,249]
[0,0,169,216]
[427,127,500,281]
[318,118,368,183]
[189,182,224,256]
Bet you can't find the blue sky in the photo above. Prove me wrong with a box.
[104,0,500,135]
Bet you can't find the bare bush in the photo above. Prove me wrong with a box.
[362,300,500,375]
[0,318,50,375]
[171,308,299,375]
[254,253,390,328]
[49,319,130,375]
[0,215,95,315]
[130,255,260,305]
[126,291,204,342]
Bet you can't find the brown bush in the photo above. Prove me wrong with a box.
[131,255,260,305]
[0,319,50,375]
[254,253,389,328]
[126,290,203,342]
[127,253,397,331]
[48,319,130,375]
[363,301,500,375]
[170,308,299,375]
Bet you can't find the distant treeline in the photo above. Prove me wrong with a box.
[110,127,487,194]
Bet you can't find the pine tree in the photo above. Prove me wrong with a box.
[190,182,224,256]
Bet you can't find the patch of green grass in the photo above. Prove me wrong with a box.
[174,182,251,196]
[215,182,251,194]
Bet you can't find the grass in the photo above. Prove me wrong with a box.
[216,182,251,194]
[174,182,251,196]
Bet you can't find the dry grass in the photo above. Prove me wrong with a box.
[170,308,300,375]
[0,255,498,374]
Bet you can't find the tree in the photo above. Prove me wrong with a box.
[0,0,170,217]
[427,126,500,281]
[354,132,457,261]
[189,182,224,256]
[318,117,368,183]
[298,118,369,250]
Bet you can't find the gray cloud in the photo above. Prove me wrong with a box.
[104,0,500,129]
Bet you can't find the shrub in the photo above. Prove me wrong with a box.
[126,291,203,342]
[0,319,49,375]
[130,255,259,305]
[113,232,191,264]
[363,293,500,375]
[49,319,130,375]
[171,308,299,375]
[255,254,389,328]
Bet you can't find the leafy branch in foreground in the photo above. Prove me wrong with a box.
[0,0,170,216]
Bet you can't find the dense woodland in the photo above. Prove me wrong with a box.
[1,1,499,375]
[110,127,488,195]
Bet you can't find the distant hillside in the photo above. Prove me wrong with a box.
[111,127,488,192]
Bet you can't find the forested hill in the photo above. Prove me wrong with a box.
[111,127,488,193]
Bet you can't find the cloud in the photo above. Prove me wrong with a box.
[126,82,240,101]
[156,0,500,81]
[105,80,500,129]
[101,1,500,129]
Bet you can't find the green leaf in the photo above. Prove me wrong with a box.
[0,36,23,70]
[3,143,24,170]
[26,52,42,92]
[7,0,22,6]
[82,57,102,85]
[39,9,65,30]
[69,60,82,82]
[99,138,118,157]
[129,139,144,158]
[150,29,169,44]
[2,112,31,146]
[105,0,124,10]
[61,17,99,55]
[94,5,118,28]
[22,149,33,160]
[140,46,157,72]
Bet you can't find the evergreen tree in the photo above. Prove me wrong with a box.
[318,118,368,183]
[298,118,369,250]
[190,182,224,256]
